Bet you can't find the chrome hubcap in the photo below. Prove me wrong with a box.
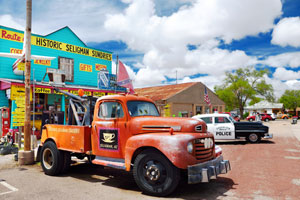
[43,148,53,169]
[249,134,258,142]
[146,165,161,181]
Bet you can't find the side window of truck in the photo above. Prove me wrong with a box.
[200,117,212,124]
[215,117,230,124]
[98,102,124,119]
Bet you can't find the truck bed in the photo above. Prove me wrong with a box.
[42,124,92,153]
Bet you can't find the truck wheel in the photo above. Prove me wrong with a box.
[133,150,180,196]
[41,141,62,176]
[284,116,288,119]
[246,133,261,143]
[265,118,269,122]
[60,151,71,174]
[249,118,253,122]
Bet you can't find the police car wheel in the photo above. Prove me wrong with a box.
[246,133,261,143]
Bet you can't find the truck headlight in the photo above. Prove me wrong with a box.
[187,142,193,153]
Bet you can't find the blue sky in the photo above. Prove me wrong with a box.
[1,0,300,98]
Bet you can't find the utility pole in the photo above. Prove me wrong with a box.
[19,0,34,165]
[24,0,32,151]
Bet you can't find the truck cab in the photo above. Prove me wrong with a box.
[39,93,231,196]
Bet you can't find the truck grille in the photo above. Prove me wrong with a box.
[194,138,214,161]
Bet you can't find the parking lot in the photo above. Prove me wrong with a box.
[1,119,300,199]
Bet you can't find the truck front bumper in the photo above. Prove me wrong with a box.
[264,133,273,139]
[188,155,231,184]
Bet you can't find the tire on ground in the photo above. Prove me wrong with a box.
[60,151,71,174]
[40,141,63,176]
[133,149,180,197]
[246,133,261,143]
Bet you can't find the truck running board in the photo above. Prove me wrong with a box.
[92,156,126,170]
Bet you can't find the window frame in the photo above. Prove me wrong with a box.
[58,56,74,82]
[98,101,125,119]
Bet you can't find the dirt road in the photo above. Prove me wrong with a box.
[0,120,300,199]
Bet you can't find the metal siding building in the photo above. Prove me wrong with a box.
[0,25,112,86]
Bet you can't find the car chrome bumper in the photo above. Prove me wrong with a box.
[264,133,273,139]
[187,155,231,184]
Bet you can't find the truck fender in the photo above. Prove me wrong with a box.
[124,134,198,171]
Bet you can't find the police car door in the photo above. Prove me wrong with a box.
[213,116,235,140]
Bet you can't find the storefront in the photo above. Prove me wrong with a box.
[0,25,123,137]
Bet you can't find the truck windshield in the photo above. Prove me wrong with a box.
[127,101,159,117]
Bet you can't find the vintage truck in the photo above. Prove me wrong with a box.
[38,90,230,196]
[193,113,273,143]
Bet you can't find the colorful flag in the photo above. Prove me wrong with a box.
[117,60,135,94]
[204,87,211,106]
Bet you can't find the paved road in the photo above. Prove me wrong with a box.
[0,120,300,199]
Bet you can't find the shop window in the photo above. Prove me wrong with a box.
[196,106,202,115]
[59,57,74,82]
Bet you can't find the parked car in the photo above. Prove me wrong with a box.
[277,112,289,119]
[268,113,276,120]
[246,113,273,122]
[192,113,273,143]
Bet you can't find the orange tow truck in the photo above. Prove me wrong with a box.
[38,89,231,196]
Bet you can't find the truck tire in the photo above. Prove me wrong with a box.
[246,133,261,143]
[284,116,288,119]
[41,141,63,176]
[60,151,71,174]
[133,150,180,196]
[265,118,269,122]
[249,118,253,122]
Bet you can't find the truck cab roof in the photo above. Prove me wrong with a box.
[97,94,155,104]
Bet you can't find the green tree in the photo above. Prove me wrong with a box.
[279,90,300,114]
[214,67,274,119]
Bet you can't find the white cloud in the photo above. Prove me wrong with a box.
[0,14,24,30]
[179,75,226,92]
[261,52,300,68]
[272,17,300,47]
[133,67,166,87]
[104,0,282,88]
[264,75,300,98]
[273,68,300,81]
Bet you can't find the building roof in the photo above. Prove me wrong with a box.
[135,82,197,101]
[245,100,283,110]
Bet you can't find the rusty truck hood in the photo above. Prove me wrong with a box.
[128,116,207,135]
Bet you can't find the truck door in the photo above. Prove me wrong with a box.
[213,116,235,140]
[92,100,127,159]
